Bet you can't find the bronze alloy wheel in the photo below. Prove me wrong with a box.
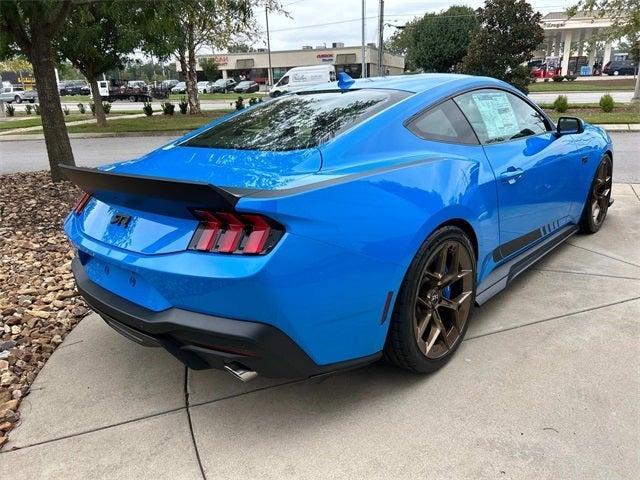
[414,240,474,359]
[591,158,612,227]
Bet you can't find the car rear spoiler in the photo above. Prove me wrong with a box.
[60,165,247,215]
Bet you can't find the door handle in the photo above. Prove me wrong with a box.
[499,167,524,185]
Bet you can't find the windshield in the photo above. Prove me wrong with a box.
[182,89,410,151]
[237,81,252,87]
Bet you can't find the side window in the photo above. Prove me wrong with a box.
[406,99,478,145]
[455,89,549,144]
[278,75,289,86]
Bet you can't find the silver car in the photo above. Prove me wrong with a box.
[0,85,38,104]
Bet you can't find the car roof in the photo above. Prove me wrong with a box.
[304,73,509,95]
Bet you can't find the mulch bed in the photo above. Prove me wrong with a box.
[0,171,90,447]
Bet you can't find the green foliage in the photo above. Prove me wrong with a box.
[553,75,565,82]
[161,101,175,115]
[460,0,543,93]
[248,97,260,106]
[24,103,32,115]
[553,95,569,112]
[406,6,478,73]
[6,104,15,117]
[565,75,577,81]
[34,104,41,115]
[178,98,188,114]
[543,78,550,82]
[143,102,154,116]
[89,102,95,115]
[200,58,219,81]
[102,102,111,114]
[63,105,70,116]
[77,103,86,114]
[235,97,244,110]
[599,94,615,112]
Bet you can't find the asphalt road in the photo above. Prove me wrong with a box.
[1,131,638,182]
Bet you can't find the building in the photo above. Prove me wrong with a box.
[181,43,405,84]
[539,11,623,76]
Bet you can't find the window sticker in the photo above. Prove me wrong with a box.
[471,92,519,141]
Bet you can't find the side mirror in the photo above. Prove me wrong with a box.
[556,116,584,136]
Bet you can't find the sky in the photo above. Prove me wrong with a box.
[249,0,573,52]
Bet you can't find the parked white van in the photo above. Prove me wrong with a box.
[270,65,336,96]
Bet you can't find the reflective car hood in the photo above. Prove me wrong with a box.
[102,145,322,191]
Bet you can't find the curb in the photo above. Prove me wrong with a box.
[0,130,187,142]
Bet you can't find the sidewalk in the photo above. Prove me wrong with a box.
[1,184,638,479]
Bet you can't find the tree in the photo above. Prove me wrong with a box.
[154,1,282,114]
[568,1,640,101]
[200,58,219,80]
[407,6,478,73]
[0,0,77,181]
[384,20,418,71]
[57,2,150,127]
[228,42,254,53]
[460,0,543,93]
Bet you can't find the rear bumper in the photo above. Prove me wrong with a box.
[72,258,380,378]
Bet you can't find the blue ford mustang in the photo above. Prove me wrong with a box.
[63,73,613,381]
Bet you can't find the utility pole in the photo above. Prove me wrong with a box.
[377,0,384,76]
[265,6,273,87]
[361,0,366,78]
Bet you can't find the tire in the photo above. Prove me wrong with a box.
[29,99,35,103]
[384,226,476,373]
[129,95,136,102]
[14,95,22,104]
[579,154,612,234]
[613,70,619,76]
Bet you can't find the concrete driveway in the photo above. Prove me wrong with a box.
[1,185,639,479]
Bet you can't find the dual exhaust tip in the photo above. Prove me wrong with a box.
[224,362,258,382]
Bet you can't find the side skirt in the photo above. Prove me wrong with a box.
[476,224,579,305]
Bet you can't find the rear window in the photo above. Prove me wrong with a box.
[182,89,409,151]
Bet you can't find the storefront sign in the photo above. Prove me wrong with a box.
[316,53,334,63]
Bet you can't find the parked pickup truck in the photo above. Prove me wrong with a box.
[95,80,153,102]
[0,85,38,104]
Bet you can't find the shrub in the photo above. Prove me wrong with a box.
[25,104,33,115]
[178,98,188,114]
[552,75,564,82]
[6,104,15,117]
[599,94,615,113]
[565,75,577,82]
[543,77,550,82]
[235,96,244,110]
[77,103,86,114]
[89,102,95,115]
[34,104,41,115]
[102,102,112,114]
[63,105,70,116]
[161,101,175,115]
[553,95,569,113]
[143,102,154,116]
[249,97,259,106]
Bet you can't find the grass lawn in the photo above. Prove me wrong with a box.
[65,110,227,134]
[544,104,640,124]
[0,112,140,131]
[62,92,265,103]
[529,78,635,92]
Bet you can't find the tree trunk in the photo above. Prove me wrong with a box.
[31,36,75,182]
[88,77,107,127]
[186,22,201,115]
[633,71,640,103]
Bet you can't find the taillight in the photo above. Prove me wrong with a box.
[188,210,283,255]
[73,192,92,214]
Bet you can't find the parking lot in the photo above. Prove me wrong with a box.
[1,181,638,479]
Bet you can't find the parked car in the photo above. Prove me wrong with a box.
[171,81,187,94]
[209,78,237,93]
[0,85,38,103]
[161,79,179,89]
[197,81,214,93]
[271,65,336,96]
[602,60,638,76]
[60,80,90,96]
[234,80,260,93]
[62,73,613,382]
